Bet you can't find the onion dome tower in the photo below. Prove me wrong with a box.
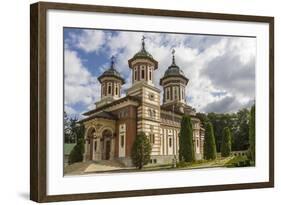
[160,49,193,114]
[96,56,125,108]
[128,36,158,86]
[127,36,161,140]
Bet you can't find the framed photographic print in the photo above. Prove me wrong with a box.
[30,1,274,202]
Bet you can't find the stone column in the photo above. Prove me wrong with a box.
[97,135,102,160]
[110,137,115,160]
[83,128,89,162]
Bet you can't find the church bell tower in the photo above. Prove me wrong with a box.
[127,36,161,155]
[160,49,192,114]
[95,56,125,108]
[128,36,158,87]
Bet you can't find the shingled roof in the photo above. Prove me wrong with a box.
[82,95,141,116]
[78,111,117,123]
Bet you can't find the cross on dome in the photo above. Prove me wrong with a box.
[110,55,115,68]
[141,35,146,50]
[172,48,176,65]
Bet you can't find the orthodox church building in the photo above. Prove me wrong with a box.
[80,37,205,166]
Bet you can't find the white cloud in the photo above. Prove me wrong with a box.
[65,29,256,114]
[75,30,107,53]
[64,49,100,110]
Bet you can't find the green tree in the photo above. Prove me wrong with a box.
[205,110,249,152]
[131,132,152,169]
[221,127,232,157]
[68,138,84,164]
[249,105,255,162]
[68,123,85,164]
[64,112,71,143]
[204,122,217,160]
[64,112,81,143]
[232,108,250,151]
[196,112,208,127]
[206,112,236,152]
[179,115,194,162]
[72,121,84,142]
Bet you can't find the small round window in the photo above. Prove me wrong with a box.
[149,93,154,100]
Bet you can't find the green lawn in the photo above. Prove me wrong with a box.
[175,156,234,170]
[64,143,76,155]
[139,156,235,172]
[172,155,253,170]
[224,155,252,167]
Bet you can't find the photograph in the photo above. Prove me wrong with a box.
[29,2,274,202]
[63,28,256,175]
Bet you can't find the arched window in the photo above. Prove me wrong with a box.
[174,86,178,100]
[134,67,137,81]
[167,88,170,100]
[169,138,172,147]
[102,84,106,96]
[108,83,112,95]
[102,129,112,138]
[121,134,124,148]
[141,65,145,79]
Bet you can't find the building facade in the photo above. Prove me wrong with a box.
[80,38,205,166]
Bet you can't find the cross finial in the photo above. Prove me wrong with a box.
[110,55,115,68]
[141,35,146,50]
[172,49,176,64]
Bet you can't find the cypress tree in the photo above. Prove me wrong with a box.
[221,127,232,157]
[249,105,255,162]
[179,115,194,162]
[204,122,217,160]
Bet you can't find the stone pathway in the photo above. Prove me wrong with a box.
[64,160,132,175]
[64,161,92,175]
[84,163,130,173]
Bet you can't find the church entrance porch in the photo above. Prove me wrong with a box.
[83,119,116,162]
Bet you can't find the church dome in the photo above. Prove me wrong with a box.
[128,36,158,69]
[160,49,188,85]
[164,62,185,77]
[133,47,154,59]
[98,56,125,84]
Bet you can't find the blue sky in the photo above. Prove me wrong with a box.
[64,28,256,119]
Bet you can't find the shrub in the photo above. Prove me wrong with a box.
[68,138,84,165]
[131,132,152,169]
